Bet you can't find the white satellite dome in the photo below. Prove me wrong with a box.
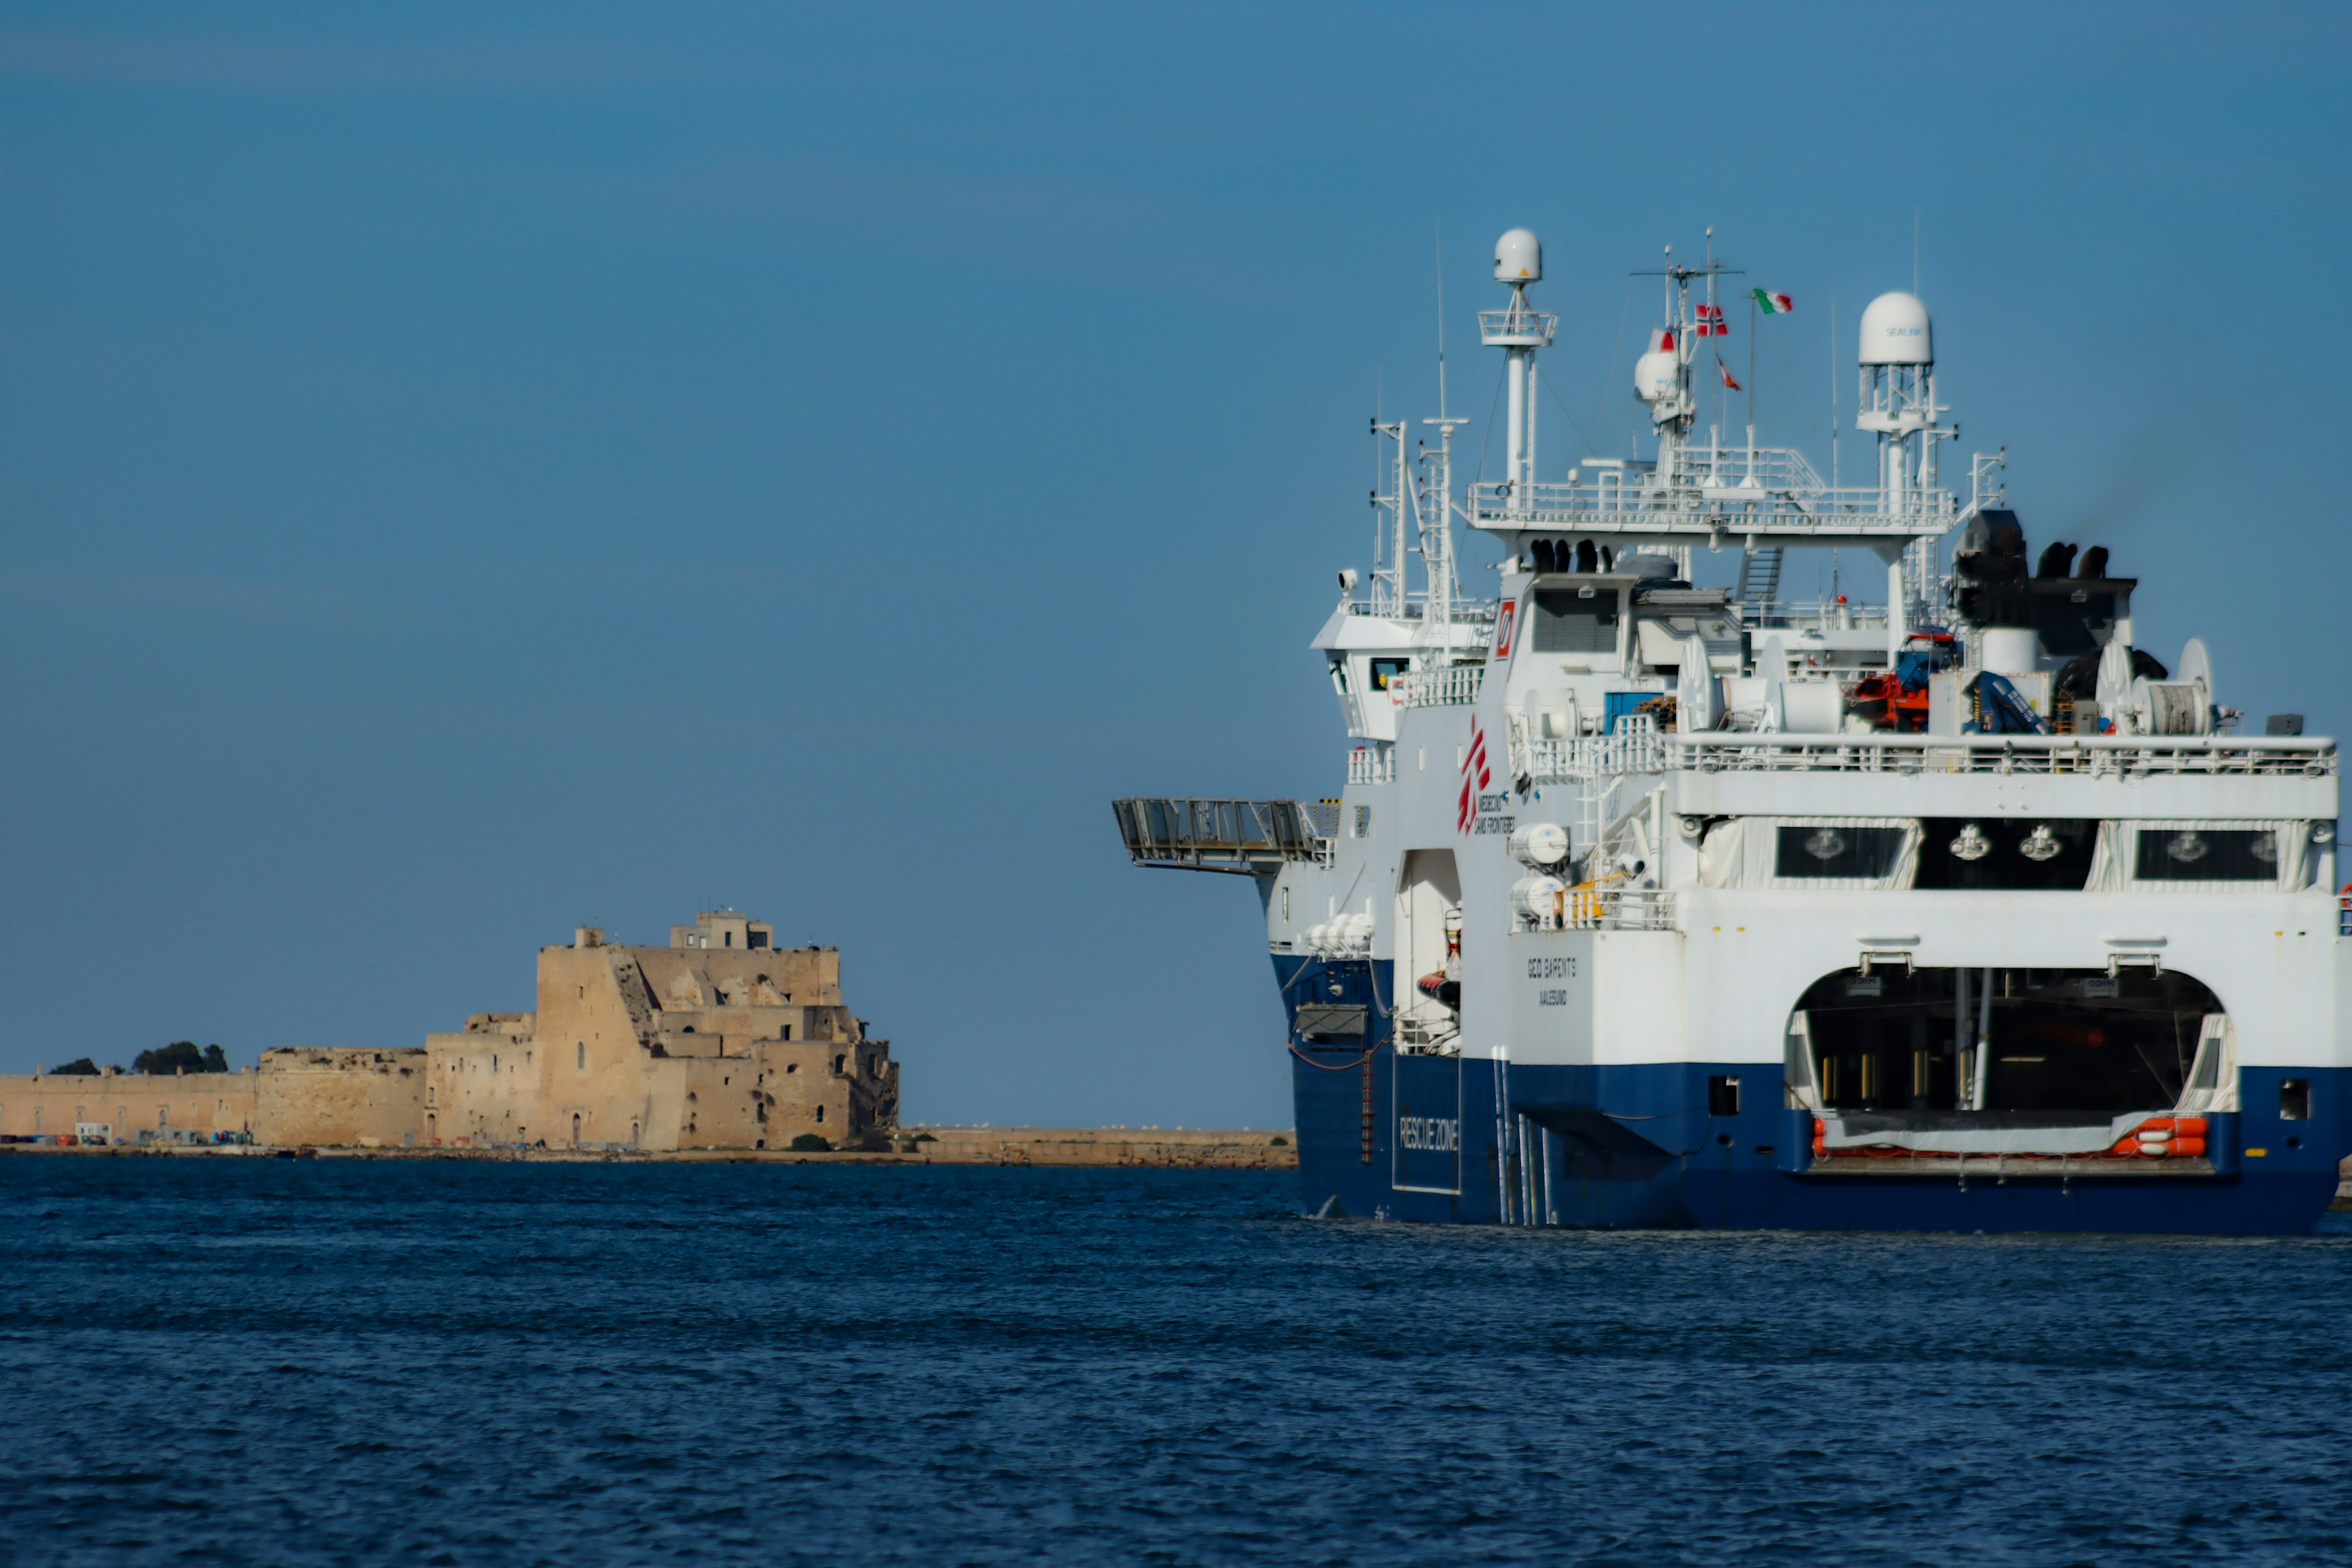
[1494,228,1541,284]
[1634,347,1679,402]
[1859,291,1932,365]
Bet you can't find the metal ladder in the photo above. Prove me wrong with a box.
[1736,545,1783,622]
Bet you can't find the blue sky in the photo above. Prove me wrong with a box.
[1,3,2344,1125]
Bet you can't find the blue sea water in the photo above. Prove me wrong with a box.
[5,1159,2352,1566]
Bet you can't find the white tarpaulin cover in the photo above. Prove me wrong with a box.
[2084,819,2312,893]
[1819,1110,2168,1156]
[1699,816,1921,891]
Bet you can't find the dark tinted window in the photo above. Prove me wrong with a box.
[1775,825,1909,880]
[1915,818,2098,891]
[1368,657,1409,692]
[2135,829,2278,881]
[1529,588,1619,654]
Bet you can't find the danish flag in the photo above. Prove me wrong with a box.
[1695,303,1728,337]
[1456,718,1492,832]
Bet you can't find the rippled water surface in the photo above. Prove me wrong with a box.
[6,1158,2352,1566]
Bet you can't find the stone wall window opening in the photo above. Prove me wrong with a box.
[571,1112,581,1145]
[815,1104,824,1123]
[834,1055,846,1074]
[576,1041,586,1071]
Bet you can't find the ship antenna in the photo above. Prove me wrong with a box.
[1434,217,1449,420]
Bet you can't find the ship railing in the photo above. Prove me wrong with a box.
[1477,304,1558,347]
[1512,725,1668,783]
[1467,473,1957,534]
[1662,444,1827,494]
[1393,1006,1460,1055]
[1396,665,1486,708]
[1664,733,2338,778]
[1339,596,1499,625]
[1110,797,1336,876]
[1347,746,1396,786]
[1741,600,1893,631]
[1511,730,2335,783]
[1550,885,1676,932]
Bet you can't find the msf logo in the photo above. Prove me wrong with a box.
[1455,718,1491,833]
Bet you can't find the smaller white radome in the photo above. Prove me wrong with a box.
[1493,228,1541,284]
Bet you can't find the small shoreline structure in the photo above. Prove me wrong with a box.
[0,910,1296,1170]
[0,911,897,1155]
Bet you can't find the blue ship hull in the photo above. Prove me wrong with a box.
[1281,956,2347,1235]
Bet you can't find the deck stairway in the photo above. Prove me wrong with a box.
[1736,545,1784,623]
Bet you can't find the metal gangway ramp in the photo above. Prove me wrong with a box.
[1110,798,1335,875]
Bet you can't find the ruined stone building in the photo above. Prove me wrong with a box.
[0,913,897,1152]
[421,912,897,1150]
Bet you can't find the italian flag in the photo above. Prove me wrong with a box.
[1753,288,1794,315]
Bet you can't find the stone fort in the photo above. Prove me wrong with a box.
[0,912,898,1152]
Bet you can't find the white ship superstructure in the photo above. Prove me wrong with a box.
[1115,230,2346,1232]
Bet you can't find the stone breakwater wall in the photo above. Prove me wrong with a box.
[2,1125,1300,1169]
[900,1127,1298,1169]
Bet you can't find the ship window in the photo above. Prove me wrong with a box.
[1775,825,1908,880]
[2282,1079,2312,1120]
[1529,589,1619,655]
[1707,1076,1740,1116]
[1916,819,2098,891]
[2135,829,2277,881]
[1368,658,1409,692]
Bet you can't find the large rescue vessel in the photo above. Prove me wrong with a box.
[1114,229,2347,1232]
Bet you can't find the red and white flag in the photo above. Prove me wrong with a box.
[1694,303,1728,337]
[1716,353,1742,392]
